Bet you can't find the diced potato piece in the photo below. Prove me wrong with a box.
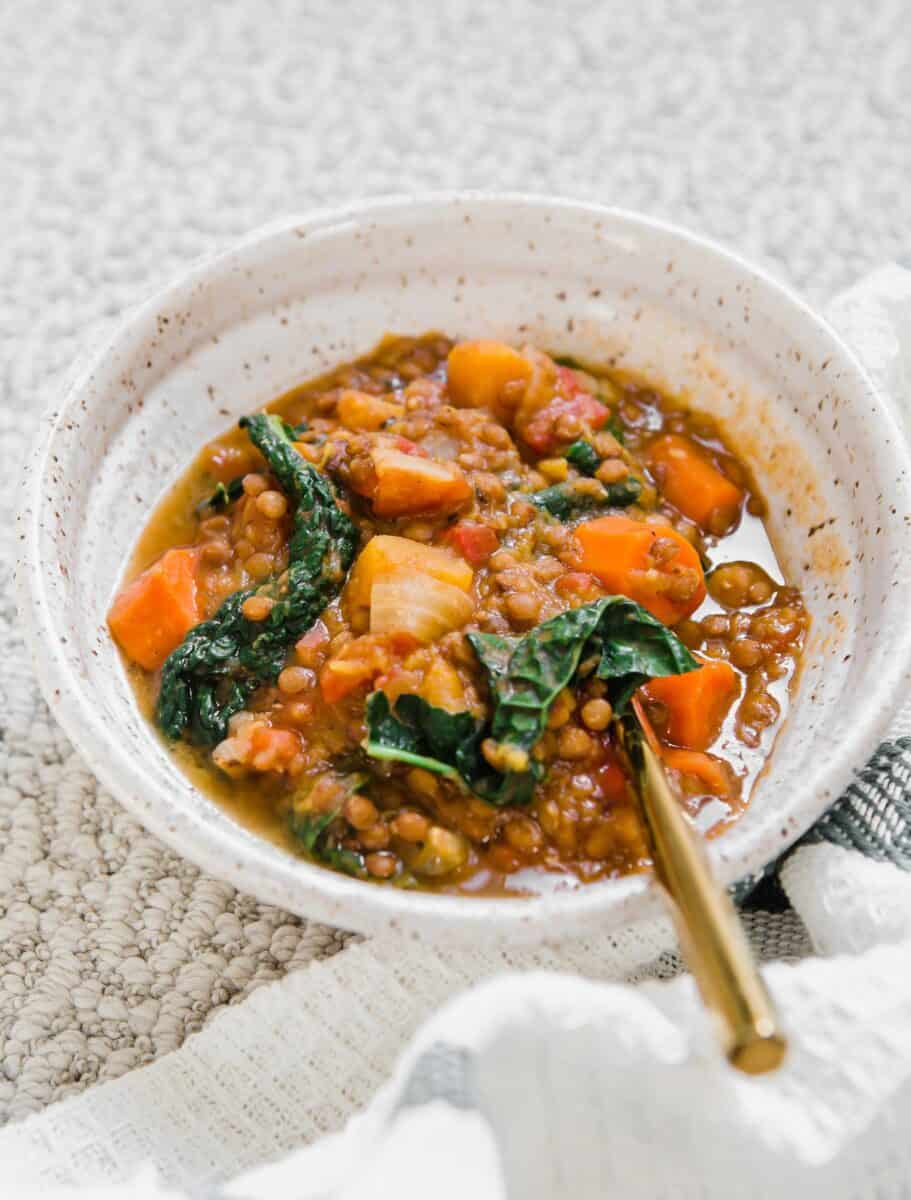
[420,659,467,712]
[446,340,533,414]
[370,446,471,517]
[345,535,473,614]
[337,389,404,431]
[370,570,474,642]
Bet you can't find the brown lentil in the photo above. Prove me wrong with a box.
[256,490,288,519]
[391,810,431,842]
[344,794,379,830]
[580,698,613,731]
[241,595,274,621]
[365,852,398,879]
[200,541,233,566]
[731,637,763,669]
[359,822,391,851]
[557,726,594,760]
[595,458,629,484]
[242,473,268,497]
[245,552,274,581]
[277,666,314,695]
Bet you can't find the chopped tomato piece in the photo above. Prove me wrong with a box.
[520,391,610,454]
[392,436,426,456]
[249,726,302,773]
[444,522,499,565]
[554,570,602,599]
[595,754,631,804]
[319,632,418,703]
[555,365,587,396]
[108,548,200,670]
[644,657,739,750]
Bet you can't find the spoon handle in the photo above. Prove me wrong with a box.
[614,712,787,1075]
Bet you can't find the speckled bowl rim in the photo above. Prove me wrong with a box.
[17,192,911,940]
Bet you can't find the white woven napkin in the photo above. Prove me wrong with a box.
[8,270,911,1199]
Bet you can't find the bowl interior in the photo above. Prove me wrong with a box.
[20,196,911,941]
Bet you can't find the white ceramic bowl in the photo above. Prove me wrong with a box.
[18,194,911,942]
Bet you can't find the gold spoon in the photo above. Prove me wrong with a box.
[612,703,787,1075]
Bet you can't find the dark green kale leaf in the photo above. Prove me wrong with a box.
[467,597,697,802]
[531,476,641,521]
[592,597,699,711]
[365,598,697,807]
[364,692,484,781]
[564,439,600,476]
[199,475,244,513]
[157,413,359,745]
[606,415,626,445]
[283,418,309,439]
[288,807,365,876]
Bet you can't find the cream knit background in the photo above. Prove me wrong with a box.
[2,0,909,1125]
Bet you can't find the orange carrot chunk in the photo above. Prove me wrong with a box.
[646,434,743,532]
[574,515,706,625]
[108,548,200,671]
[644,656,739,750]
[661,747,732,796]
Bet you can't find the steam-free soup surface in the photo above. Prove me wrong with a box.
[113,334,808,896]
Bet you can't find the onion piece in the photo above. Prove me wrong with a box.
[370,570,474,642]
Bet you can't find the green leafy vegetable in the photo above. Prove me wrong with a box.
[467,596,694,801]
[199,475,244,512]
[531,477,641,521]
[365,598,697,806]
[364,692,483,781]
[288,773,370,875]
[590,599,699,712]
[283,418,309,439]
[288,808,365,876]
[606,415,626,445]
[564,439,600,476]
[605,478,641,506]
[157,413,359,745]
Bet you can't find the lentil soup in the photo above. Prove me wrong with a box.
[110,334,808,896]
